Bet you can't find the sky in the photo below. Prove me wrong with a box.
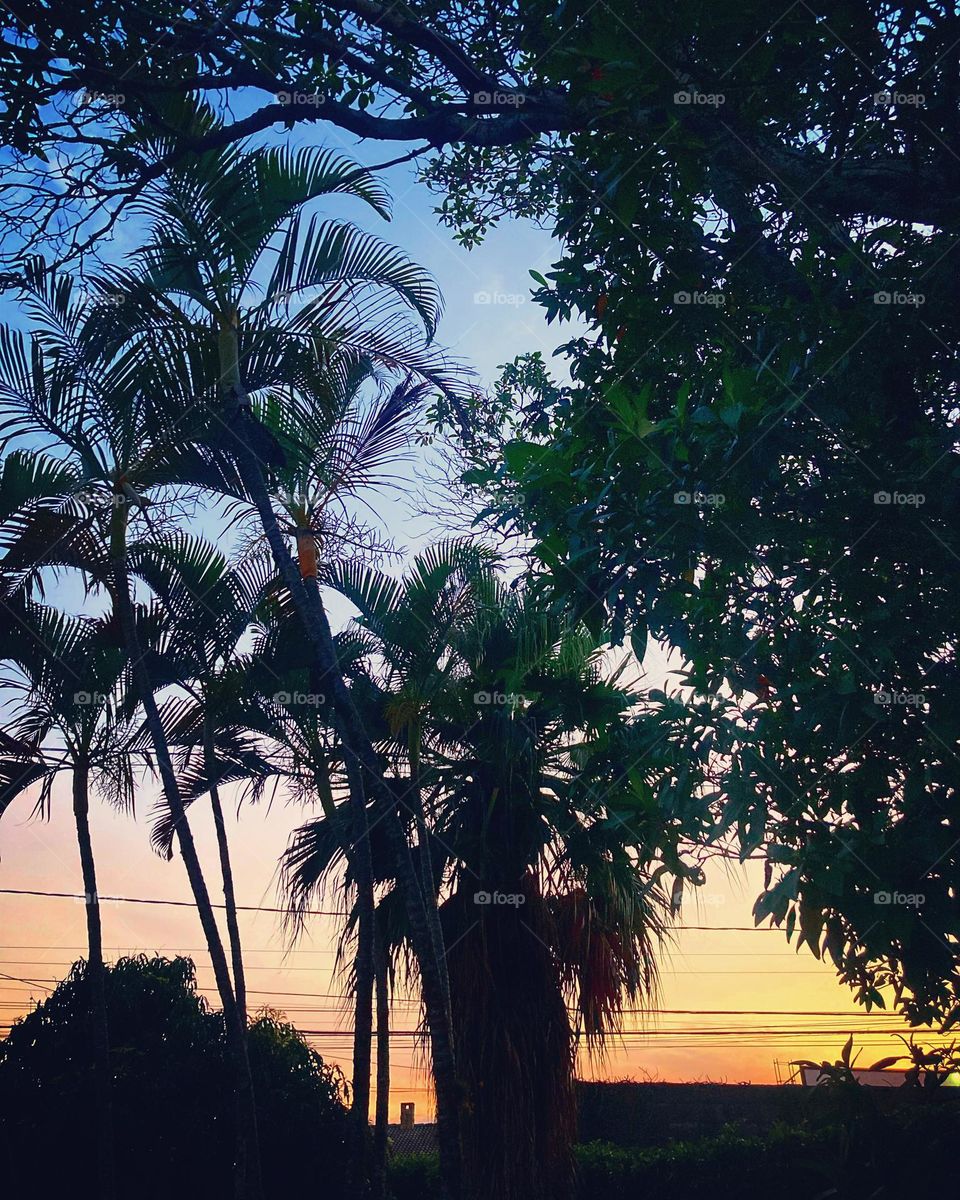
[0,125,942,1122]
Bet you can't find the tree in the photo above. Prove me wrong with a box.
[0,262,266,1199]
[372,909,392,1200]
[0,3,957,264]
[0,103,470,1193]
[433,3,960,1028]
[131,533,279,1029]
[247,576,429,1198]
[0,955,349,1200]
[284,543,674,1200]
[0,599,134,1200]
[109,105,469,1199]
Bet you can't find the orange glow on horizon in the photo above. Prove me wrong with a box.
[0,774,938,1123]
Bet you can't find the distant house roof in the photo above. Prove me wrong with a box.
[388,1123,438,1158]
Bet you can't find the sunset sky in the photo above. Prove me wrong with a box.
[0,783,926,1120]
[0,144,939,1121]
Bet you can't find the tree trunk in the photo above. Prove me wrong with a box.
[372,916,391,1200]
[205,713,248,1023]
[410,744,452,1033]
[299,529,376,1192]
[336,749,375,1197]
[444,882,576,1200]
[108,521,262,1200]
[72,759,116,1200]
[220,396,462,1200]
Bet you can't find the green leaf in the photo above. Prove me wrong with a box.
[502,440,549,474]
[866,1056,902,1071]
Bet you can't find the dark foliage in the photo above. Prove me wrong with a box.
[0,955,348,1200]
[393,1100,960,1200]
[438,3,960,1027]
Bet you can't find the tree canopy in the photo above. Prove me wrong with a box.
[0,956,349,1199]
[1,3,958,261]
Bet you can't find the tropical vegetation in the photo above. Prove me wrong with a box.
[1,4,959,1200]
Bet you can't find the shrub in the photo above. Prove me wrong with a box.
[388,1151,442,1200]
[382,1103,960,1200]
[0,956,348,1199]
[575,1126,832,1199]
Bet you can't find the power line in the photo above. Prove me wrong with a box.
[0,976,905,1018]
[0,970,52,993]
[288,1026,926,1040]
[0,946,806,958]
[0,945,340,956]
[0,970,851,1000]
[0,959,339,971]
[0,888,784,931]
[2,975,921,1027]
[0,887,338,917]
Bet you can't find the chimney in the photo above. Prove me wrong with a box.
[400,1101,415,1128]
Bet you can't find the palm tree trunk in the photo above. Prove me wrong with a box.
[445,884,577,1200]
[297,526,376,1192]
[372,916,391,1200]
[204,713,248,1023]
[337,753,375,1196]
[410,747,452,1032]
[221,398,462,1200]
[108,514,262,1200]
[72,758,116,1200]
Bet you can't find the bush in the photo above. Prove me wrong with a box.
[575,1127,831,1199]
[388,1151,442,1200]
[387,1106,960,1200]
[0,956,348,1199]
[576,1103,960,1200]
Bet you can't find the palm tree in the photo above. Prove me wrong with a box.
[242,581,400,1189]
[285,544,674,1200]
[111,103,467,1198]
[0,599,136,1200]
[130,532,279,1027]
[0,264,264,1200]
[135,366,442,1187]
[1,105,468,1196]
